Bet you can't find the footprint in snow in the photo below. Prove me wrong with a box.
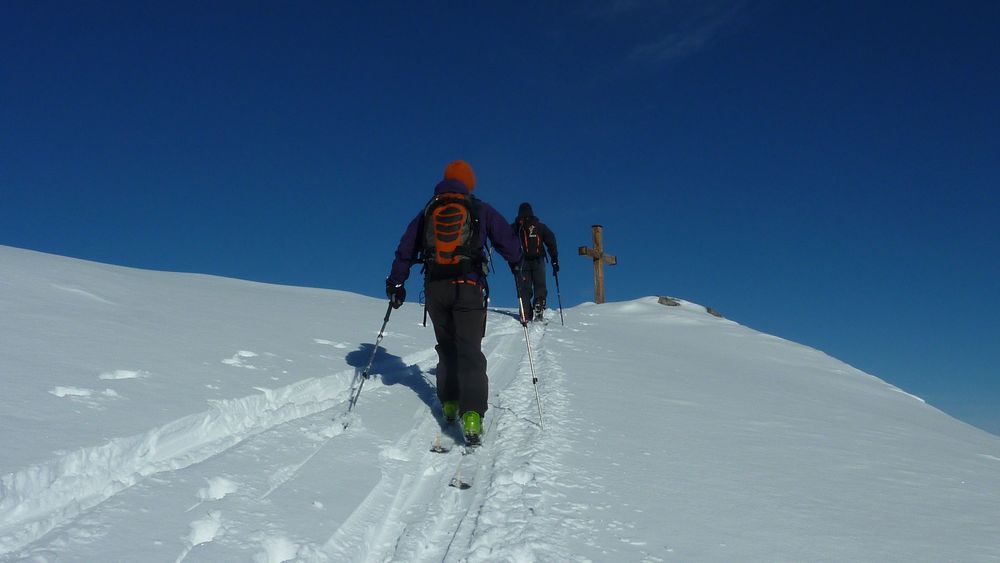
[314,338,349,348]
[49,386,121,408]
[174,510,224,561]
[222,350,260,369]
[197,476,240,501]
[187,511,224,546]
[512,468,534,485]
[99,369,150,380]
[49,386,95,398]
[186,476,241,512]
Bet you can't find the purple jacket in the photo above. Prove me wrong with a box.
[388,179,523,285]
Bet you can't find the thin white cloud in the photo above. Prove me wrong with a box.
[578,0,747,66]
[630,3,743,65]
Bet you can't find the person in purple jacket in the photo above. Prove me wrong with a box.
[385,160,522,444]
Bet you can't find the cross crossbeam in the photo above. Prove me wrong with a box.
[577,224,617,304]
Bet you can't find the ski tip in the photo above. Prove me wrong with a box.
[449,478,471,490]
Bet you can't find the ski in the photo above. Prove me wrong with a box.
[432,410,485,489]
[448,444,481,490]
[430,430,453,453]
[430,410,462,453]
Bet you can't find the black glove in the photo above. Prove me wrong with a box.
[386,279,406,309]
[552,261,560,274]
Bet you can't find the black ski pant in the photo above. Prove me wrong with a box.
[517,259,547,317]
[425,279,488,416]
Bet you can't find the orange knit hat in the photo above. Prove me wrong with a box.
[443,160,476,192]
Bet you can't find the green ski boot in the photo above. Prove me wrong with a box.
[461,411,482,446]
[442,400,459,423]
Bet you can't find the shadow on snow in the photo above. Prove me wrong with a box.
[346,344,452,429]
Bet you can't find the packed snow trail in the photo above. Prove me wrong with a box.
[320,319,574,563]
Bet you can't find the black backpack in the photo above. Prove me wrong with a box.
[517,217,543,260]
[421,193,485,280]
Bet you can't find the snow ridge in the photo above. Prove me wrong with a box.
[0,366,361,553]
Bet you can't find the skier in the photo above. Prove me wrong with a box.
[385,160,522,445]
[511,202,558,322]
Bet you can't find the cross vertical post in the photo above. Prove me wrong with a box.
[577,225,617,304]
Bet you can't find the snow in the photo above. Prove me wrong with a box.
[2,244,999,562]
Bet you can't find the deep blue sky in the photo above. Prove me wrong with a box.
[3,2,998,436]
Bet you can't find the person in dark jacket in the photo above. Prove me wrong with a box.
[511,202,558,321]
[386,160,522,444]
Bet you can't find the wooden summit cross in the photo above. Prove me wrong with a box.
[578,225,617,304]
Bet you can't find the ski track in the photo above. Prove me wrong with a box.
[0,345,439,556]
[3,312,581,561]
[320,318,578,562]
[317,321,525,562]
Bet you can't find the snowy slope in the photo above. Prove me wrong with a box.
[1,245,999,562]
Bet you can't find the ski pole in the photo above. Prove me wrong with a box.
[486,243,496,274]
[513,271,544,429]
[554,271,565,326]
[420,289,427,327]
[349,302,393,413]
[482,282,490,336]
